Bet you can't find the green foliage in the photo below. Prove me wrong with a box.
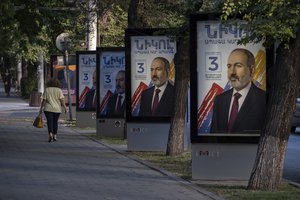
[130,151,192,179]
[201,0,225,12]
[221,0,300,47]
[99,4,128,47]
[131,0,188,28]
[201,182,300,200]
[0,1,85,63]
[0,0,211,60]
[128,149,300,199]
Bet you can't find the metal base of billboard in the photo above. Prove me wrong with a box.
[96,118,125,138]
[76,111,96,128]
[127,123,190,152]
[192,143,258,181]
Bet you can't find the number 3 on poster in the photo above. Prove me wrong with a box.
[135,60,147,79]
[205,52,222,73]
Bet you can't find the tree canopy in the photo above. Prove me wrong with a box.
[0,0,131,63]
[222,0,300,47]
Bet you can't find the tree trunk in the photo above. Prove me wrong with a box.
[166,32,190,156]
[16,55,22,91]
[248,32,300,190]
[128,0,139,28]
[37,54,44,94]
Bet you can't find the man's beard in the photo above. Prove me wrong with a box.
[116,86,124,94]
[229,75,251,90]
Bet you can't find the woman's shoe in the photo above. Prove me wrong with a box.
[48,133,53,142]
[53,135,57,142]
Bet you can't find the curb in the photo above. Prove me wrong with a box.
[77,132,224,200]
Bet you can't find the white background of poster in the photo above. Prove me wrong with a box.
[99,51,125,114]
[197,20,266,134]
[130,36,177,116]
[78,54,97,94]
[78,54,96,108]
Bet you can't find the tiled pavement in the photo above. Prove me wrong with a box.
[0,82,222,200]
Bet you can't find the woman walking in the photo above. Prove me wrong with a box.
[39,78,67,142]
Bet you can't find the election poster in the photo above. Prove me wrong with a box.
[98,49,125,117]
[130,35,177,117]
[196,20,266,135]
[77,52,97,111]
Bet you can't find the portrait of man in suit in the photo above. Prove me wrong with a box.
[83,70,97,110]
[106,70,126,116]
[210,48,266,133]
[139,57,175,116]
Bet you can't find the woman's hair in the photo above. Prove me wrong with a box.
[46,78,61,88]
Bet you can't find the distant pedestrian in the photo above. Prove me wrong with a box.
[39,78,67,142]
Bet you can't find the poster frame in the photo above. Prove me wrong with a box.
[190,13,273,143]
[125,28,178,123]
[76,50,97,112]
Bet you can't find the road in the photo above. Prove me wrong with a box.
[284,131,300,184]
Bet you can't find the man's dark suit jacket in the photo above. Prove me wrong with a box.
[84,89,96,110]
[210,83,266,133]
[106,94,125,116]
[139,82,175,116]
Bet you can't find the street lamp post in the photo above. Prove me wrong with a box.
[64,48,73,121]
[56,33,73,121]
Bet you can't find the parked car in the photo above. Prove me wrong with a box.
[291,94,300,133]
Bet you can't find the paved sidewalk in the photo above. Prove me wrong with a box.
[0,83,222,200]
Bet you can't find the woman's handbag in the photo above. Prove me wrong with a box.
[33,114,43,128]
